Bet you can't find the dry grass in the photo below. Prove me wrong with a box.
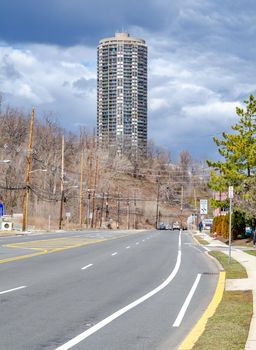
[193,291,252,350]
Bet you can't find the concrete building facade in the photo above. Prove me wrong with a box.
[97,32,147,157]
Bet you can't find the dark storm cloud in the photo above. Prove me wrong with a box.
[0,0,167,46]
[0,0,255,55]
[73,77,96,91]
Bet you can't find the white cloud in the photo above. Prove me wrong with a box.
[0,44,96,131]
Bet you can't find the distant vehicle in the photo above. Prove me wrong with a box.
[202,218,213,230]
[165,224,172,230]
[245,227,252,238]
[172,222,180,230]
[158,223,166,230]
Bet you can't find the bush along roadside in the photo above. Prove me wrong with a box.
[211,210,246,240]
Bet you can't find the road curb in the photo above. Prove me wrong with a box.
[177,271,226,350]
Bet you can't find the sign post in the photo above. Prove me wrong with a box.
[228,186,233,263]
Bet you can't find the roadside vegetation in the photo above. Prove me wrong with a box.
[208,95,256,240]
[192,251,251,349]
[0,97,210,230]
[194,236,209,245]
[244,250,256,257]
[209,251,247,278]
[193,290,252,350]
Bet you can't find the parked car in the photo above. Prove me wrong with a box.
[172,222,180,230]
[244,227,253,238]
[202,218,213,230]
[158,222,166,230]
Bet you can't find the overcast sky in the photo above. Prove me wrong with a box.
[0,0,256,160]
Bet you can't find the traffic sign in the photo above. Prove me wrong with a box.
[200,199,208,215]
[228,186,233,199]
[0,203,4,217]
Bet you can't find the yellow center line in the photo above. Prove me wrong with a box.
[0,237,106,264]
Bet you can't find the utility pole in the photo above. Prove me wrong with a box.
[105,193,109,221]
[181,185,184,213]
[79,146,84,228]
[58,135,65,230]
[87,153,93,228]
[127,199,130,229]
[193,188,198,228]
[116,192,120,229]
[133,191,137,229]
[22,108,35,232]
[99,192,105,228]
[91,156,98,228]
[155,181,160,229]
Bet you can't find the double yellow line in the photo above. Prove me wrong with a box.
[0,237,105,264]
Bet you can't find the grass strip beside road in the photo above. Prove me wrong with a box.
[192,251,251,350]
[209,251,247,279]
[194,236,209,245]
[244,250,256,257]
[193,290,252,350]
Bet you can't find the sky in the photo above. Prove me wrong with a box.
[0,0,256,160]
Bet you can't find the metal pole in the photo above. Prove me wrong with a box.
[48,215,51,231]
[228,196,232,263]
[22,108,35,232]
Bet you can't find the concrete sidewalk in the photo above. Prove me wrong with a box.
[196,232,256,350]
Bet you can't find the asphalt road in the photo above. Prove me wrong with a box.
[0,229,218,350]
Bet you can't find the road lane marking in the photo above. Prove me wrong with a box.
[81,264,93,270]
[0,286,27,295]
[136,242,139,245]
[173,274,202,327]
[111,252,118,256]
[0,234,127,265]
[54,231,182,350]
[178,271,226,349]
[126,246,130,249]
[142,240,145,242]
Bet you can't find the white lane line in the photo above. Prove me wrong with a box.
[54,231,182,350]
[204,246,210,252]
[111,252,118,256]
[126,246,131,249]
[136,242,139,245]
[142,240,145,242]
[173,273,202,327]
[81,264,93,270]
[0,286,27,295]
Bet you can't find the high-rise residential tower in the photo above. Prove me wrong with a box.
[97,32,147,157]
